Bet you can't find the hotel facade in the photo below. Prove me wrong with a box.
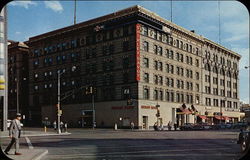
[9,6,241,128]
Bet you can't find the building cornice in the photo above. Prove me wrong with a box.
[27,5,241,59]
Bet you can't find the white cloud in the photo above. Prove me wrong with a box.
[221,1,248,19]
[223,19,249,42]
[44,1,63,13]
[15,31,21,35]
[9,1,37,9]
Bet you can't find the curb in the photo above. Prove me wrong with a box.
[1,132,71,138]
[32,150,48,160]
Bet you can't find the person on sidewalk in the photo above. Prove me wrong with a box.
[60,121,64,132]
[64,122,68,133]
[4,113,22,155]
[53,121,57,130]
[130,121,134,131]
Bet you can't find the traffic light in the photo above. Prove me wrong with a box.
[156,109,160,117]
[127,99,132,105]
[85,86,92,94]
[85,86,96,95]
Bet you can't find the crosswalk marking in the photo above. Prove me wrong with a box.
[25,136,34,149]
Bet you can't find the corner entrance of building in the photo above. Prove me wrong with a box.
[142,116,148,130]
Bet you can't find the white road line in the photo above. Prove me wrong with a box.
[25,136,34,149]
[49,147,235,158]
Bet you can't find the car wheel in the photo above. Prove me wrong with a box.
[241,138,249,153]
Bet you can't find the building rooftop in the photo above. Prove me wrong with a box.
[28,5,240,58]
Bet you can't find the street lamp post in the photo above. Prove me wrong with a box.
[15,77,26,114]
[156,104,160,127]
[16,78,19,113]
[57,70,63,134]
[92,87,95,129]
[57,67,76,134]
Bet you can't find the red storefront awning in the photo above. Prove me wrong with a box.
[214,115,223,120]
[223,116,230,120]
[214,115,231,120]
[198,115,207,119]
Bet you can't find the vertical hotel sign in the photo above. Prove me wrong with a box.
[135,24,140,81]
[0,8,6,90]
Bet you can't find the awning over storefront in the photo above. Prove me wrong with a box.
[198,115,207,119]
[176,104,192,115]
[223,116,230,120]
[214,115,231,120]
[214,115,222,120]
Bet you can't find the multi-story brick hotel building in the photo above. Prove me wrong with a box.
[8,6,241,128]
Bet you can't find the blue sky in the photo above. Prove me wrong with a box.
[6,0,249,104]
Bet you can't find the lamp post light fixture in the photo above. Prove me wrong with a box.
[156,104,160,127]
[220,97,227,124]
[15,77,27,114]
[57,66,76,134]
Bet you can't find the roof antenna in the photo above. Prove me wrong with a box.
[74,0,77,25]
[171,0,173,22]
[218,0,221,44]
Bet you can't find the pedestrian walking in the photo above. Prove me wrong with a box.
[168,121,172,131]
[153,122,159,131]
[130,121,135,131]
[60,121,64,132]
[160,122,164,131]
[64,122,68,132]
[53,121,57,130]
[4,113,22,155]
[174,123,177,131]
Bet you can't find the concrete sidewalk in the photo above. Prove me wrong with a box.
[4,149,48,160]
[1,130,71,138]
[1,128,71,160]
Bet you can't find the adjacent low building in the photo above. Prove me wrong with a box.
[8,5,241,128]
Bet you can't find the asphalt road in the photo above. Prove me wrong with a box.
[1,128,243,160]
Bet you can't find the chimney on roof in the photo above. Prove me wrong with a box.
[190,30,195,33]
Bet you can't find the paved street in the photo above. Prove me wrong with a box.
[1,128,243,160]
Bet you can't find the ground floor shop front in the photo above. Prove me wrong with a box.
[41,100,241,129]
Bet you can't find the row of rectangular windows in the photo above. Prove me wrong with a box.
[204,86,237,98]
[205,98,238,109]
[140,25,199,55]
[142,42,200,67]
[142,87,199,104]
[204,51,238,70]
[32,25,135,58]
[143,73,198,91]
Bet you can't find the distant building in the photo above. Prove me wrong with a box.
[0,7,8,131]
[8,42,29,119]
[9,6,241,128]
[241,103,250,112]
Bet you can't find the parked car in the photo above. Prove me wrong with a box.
[200,123,212,130]
[180,123,193,130]
[237,129,250,157]
[225,122,233,129]
[233,122,247,129]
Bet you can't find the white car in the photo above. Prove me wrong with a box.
[7,119,11,129]
[7,120,23,129]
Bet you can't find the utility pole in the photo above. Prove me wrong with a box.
[170,0,173,22]
[57,72,62,134]
[16,78,19,113]
[74,0,77,25]
[218,1,221,45]
[92,89,95,129]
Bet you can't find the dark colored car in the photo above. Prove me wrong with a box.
[237,129,250,156]
[180,123,193,131]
